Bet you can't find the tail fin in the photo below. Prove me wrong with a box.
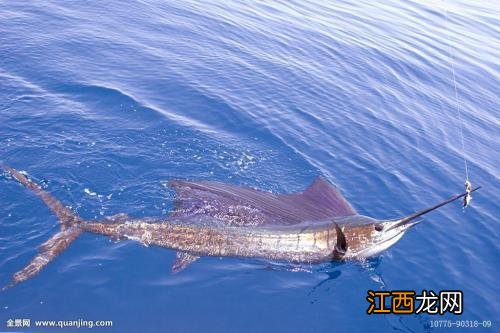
[2,166,82,290]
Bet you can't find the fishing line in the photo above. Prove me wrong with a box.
[442,1,473,207]
[443,2,469,181]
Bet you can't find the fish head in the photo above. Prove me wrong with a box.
[337,215,420,259]
[334,187,480,260]
[329,215,416,259]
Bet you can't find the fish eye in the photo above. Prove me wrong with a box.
[374,224,383,231]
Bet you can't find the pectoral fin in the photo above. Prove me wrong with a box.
[171,252,199,273]
[332,223,348,260]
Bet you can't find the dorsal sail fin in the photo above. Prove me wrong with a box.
[168,176,356,226]
[299,177,357,217]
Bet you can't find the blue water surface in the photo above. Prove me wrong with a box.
[0,1,498,332]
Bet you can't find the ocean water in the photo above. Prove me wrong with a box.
[0,0,498,332]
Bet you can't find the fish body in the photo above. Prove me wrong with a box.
[2,166,479,289]
[83,218,342,263]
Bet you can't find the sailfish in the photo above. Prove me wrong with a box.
[1,166,479,290]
